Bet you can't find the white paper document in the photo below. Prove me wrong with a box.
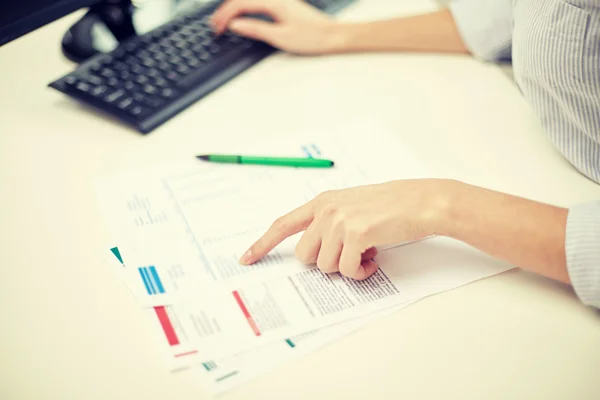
[105,244,415,394]
[96,120,514,389]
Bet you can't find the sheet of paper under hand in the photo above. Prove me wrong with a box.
[95,119,514,364]
[193,300,417,395]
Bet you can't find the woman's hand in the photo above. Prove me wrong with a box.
[211,0,344,54]
[239,179,457,280]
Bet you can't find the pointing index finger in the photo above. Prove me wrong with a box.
[240,203,315,265]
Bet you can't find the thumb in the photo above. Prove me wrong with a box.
[228,18,279,44]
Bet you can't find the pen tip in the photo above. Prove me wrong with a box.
[197,155,209,161]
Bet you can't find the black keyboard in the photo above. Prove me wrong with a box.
[48,0,357,134]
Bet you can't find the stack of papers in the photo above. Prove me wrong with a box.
[96,120,513,395]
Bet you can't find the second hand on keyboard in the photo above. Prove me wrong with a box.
[48,0,357,133]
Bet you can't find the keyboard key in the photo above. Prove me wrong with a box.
[113,61,128,71]
[180,27,195,36]
[190,35,206,45]
[124,81,137,91]
[124,41,138,52]
[191,43,205,53]
[187,58,202,68]
[144,97,164,108]
[101,68,117,77]
[168,55,183,65]
[143,84,158,95]
[128,105,145,117]
[172,38,185,47]
[86,74,104,85]
[64,75,78,85]
[170,33,183,42]
[148,43,161,53]
[91,85,108,97]
[135,75,149,84]
[142,58,156,68]
[118,71,131,80]
[112,48,126,59]
[107,77,120,87]
[133,92,146,102]
[124,56,138,66]
[105,89,125,103]
[177,48,247,90]
[176,65,190,74]
[156,26,170,37]
[89,63,102,73]
[157,61,171,71]
[154,78,168,87]
[147,68,161,78]
[165,71,180,81]
[117,97,134,110]
[136,50,151,59]
[130,64,144,73]
[139,34,155,44]
[75,81,91,92]
[181,50,194,59]
[154,52,168,61]
[161,88,176,98]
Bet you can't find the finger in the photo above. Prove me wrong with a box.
[338,240,374,279]
[211,0,244,33]
[316,227,343,273]
[294,218,323,264]
[355,259,379,281]
[210,0,233,33]
[341,251,379,281]
[240,203,314,265]
[361,246,378,261]
[228,18,279,43]
[338,241,361,278]
[212,0,280,34]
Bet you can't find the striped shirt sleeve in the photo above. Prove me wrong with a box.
[566,202,600,309]
[447,0,514,61]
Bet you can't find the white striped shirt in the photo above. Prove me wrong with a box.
[449,0,600,308]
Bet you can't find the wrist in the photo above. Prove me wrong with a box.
[420,179,468,239]
[324,22,363,53]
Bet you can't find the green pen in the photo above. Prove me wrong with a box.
[196,154,334,168]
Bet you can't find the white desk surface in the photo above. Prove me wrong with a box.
[2,1,600,399]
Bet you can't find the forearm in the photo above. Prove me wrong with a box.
[435,181,570,283]
[329,8,470,54]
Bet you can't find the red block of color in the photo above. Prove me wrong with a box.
[154,306,179,346]
[232,290,261,336]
